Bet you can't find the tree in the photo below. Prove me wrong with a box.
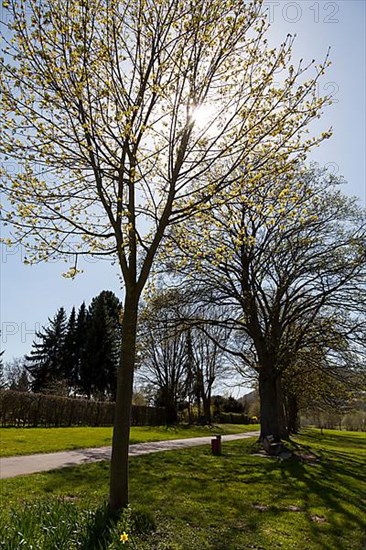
[282,330,366,434]
[187,324,229,424]
[80,291,122,400]
[0,347,5,389]
[0,0,332,510]
[62,307,79,391]
[4,357,30,392]
[26,308,67,392]
[138,289,188,424]
[138,288,230,424]
[168,167,366,441]
[74,302,88,392]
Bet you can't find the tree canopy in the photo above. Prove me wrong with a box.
[166,166,366,438]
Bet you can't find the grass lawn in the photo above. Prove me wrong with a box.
[0,423,259,457]
[0,429,365,549]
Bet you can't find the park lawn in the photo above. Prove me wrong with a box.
[0,429,365,549]
[0,423,259,457]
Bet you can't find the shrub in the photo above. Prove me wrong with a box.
[214,412,250,424]
[0,390,166,427]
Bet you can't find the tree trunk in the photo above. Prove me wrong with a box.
[276,377,288,439]
[165,398,178,425]
[259,370,282,441]
[202,392,211,425]
[109,290,138,513]
[287,393,300,435]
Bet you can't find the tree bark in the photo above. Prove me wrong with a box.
[286,393,300,435]
[109,290,138,513]
[202,393,212,425]
[276,376,288,439]
[259,370,282,440]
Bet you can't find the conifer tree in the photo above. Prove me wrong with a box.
[62,307,78,390]
[79,292,122,399]
[26,308,67,393]
[74,302,88,391]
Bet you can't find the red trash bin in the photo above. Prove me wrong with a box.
[211,435,222,455]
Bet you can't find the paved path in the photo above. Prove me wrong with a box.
[0,432,259,479]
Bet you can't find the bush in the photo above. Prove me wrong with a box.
[0,390,166,427]
[214,412,250,424]
[342,411,366,432]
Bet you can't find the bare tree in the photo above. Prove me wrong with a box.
[168,167,366,440]
[4,357,30,391]
[187,324,230,424]
[137,290,188,424]
[1,0,331,509]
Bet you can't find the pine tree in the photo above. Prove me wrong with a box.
[79,292,122,400]
[26,308,67,393]
[62,307,78,391]
[74,302,88,391]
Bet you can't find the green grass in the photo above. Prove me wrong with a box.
[0,423,259,457]
[0,429,365,549]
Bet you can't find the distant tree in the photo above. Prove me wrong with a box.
[26,308,67,393]
[132,392,148,406]
[138,288,229,424]
[213,395,244,416]
[284,335,365,434]
[0,348,5,389]
[188,325,229,424]
[12,370,30,392]
[62,307,78,391]
[74,302,88,391]
[79,291,122,400]
[4,357,30,392]
[138,290,188,424]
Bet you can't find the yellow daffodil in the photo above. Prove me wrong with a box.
[120,531,129,544]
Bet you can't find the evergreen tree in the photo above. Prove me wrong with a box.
[26,308,67,393]
[62,307,78,391]
[74,302,88,390]
[79,292,122,399]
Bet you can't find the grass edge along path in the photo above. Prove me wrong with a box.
[0,423,259,458]
[0,429,365,549]
[0,432,259,479]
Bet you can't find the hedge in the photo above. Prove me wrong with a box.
[214,412,251,424]
[0,390,166,427]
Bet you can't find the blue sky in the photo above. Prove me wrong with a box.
[1,0,365,370]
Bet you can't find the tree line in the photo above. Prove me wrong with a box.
[2,291,122,400]
[2,168,365,438]
[162,166,366,440]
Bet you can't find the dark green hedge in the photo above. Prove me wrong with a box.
[214,412,251,424]
[0,390,166,427]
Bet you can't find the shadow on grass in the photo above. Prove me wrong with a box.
[278,452,366,550]
[1,435,364,550]
[298,429,366,449]
[80,504,119,550]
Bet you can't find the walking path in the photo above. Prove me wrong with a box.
[0,431,259,479]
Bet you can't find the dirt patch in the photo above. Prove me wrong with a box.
[294,452,320,463]
[286,505,303,512]
[253,504,270,512]
[311,515,327,523]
